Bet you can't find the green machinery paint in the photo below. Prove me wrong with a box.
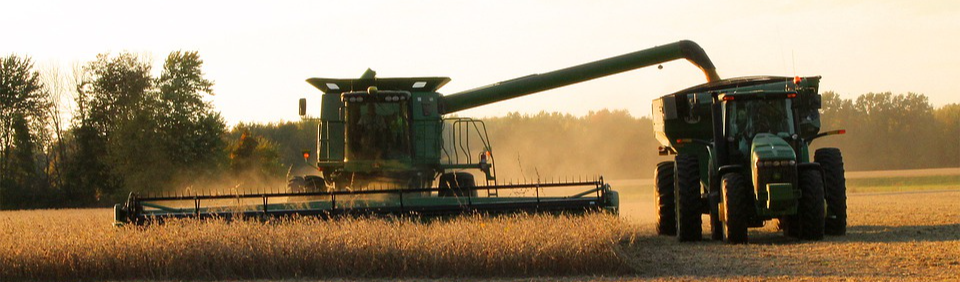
[651,75,849,243]
[115,40,721,225]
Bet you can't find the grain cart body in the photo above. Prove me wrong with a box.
[116,40,721,225]
[651,76,848,243]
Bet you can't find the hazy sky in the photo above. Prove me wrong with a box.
[3,0,959,125]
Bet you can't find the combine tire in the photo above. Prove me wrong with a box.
[655,161,677,236]
[798,168,826,240]
[674,154,702,242]
[816,148,847,236]
[287,176,306,193]
[721,173,750,244]
[439,172,477,197]
[303,176,325,192]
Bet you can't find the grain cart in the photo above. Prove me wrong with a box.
[652,76,847,243]
[115,40,721,225]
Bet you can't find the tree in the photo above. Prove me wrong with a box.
[67,52,155,204]
[155,51,226,184]
[0,55,49,208]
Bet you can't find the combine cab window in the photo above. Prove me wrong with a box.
[345,101,412,161]
[726,99,795,141]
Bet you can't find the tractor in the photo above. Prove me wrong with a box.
[652,76,848,243]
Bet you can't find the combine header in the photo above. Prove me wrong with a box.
[115,40,721,225]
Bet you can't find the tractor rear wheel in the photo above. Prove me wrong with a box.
[816,148,847,236]
[721,172,750,244]
[798,168,826,240]
[439,172,477,197]
[655,161,676,236]
[675,154,702,242]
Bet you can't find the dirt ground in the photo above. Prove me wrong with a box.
[609,189,960,282]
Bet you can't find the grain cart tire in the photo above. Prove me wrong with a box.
[287,176,306,193]
[439,172,478,197]
[816,148,847,236]
[655,161,677,236]
[721,173,750,244]
[798,168,826,240]
[675,154,702,242]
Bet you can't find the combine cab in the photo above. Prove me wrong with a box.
[115,40,723,225]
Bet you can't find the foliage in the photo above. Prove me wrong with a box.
[0,55,50,209]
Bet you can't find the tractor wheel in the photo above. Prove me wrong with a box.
[816,148,847,236]
[439,172,477,197]
[303,175,326,192]
[721,172,750,244]
[798,168,826,241]
[287,176,306,193]
[654,161,677,236]
[675,154,702,242]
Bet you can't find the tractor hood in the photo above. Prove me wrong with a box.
[750,133,796,162]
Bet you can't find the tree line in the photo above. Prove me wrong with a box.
[2,51,957,209]
[0,52,281,209]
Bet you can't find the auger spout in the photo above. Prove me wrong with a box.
[440,40,720,114]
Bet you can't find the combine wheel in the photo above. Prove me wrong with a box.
[674,154,702,242]
[654,161,677,236]
[287,176,306,193]
[798,168,826,240]
[721,173,750,244]
[439,172,477,197]
[816,148,847,236]
[303,175,326,192]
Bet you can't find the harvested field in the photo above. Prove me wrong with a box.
[0,180,958,281]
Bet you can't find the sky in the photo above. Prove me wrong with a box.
[3,0,959,125]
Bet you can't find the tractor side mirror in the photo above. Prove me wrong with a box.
[299,98,307,116]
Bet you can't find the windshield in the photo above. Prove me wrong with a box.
[345,101,411,161]
[725,98,795,141]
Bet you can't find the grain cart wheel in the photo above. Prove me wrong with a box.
[654,161,677,236]
[798,168,826,240]
[674,154,702,242]
[721,173,750,244]
[816,148,847,236]
[778,217,799,238]
[439,172,477,197]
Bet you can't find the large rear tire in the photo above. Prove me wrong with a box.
[721,173,750,244]
[675,154,702,242]
[816,148,847,236]
[439,172,477,197]
[798,168,826,240]
[655,161,677,236]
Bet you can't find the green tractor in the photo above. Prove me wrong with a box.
[652,76,847,243]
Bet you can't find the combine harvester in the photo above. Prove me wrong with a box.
[114,40,721,225]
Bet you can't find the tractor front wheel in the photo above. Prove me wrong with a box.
[655,161,677,236]
[722,172,750,244]
[798,168,826,240]
[675,154,702,242]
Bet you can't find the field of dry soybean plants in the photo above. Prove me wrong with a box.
[1,175,958,282]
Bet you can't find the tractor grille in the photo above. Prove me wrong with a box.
[756,164,797,188]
